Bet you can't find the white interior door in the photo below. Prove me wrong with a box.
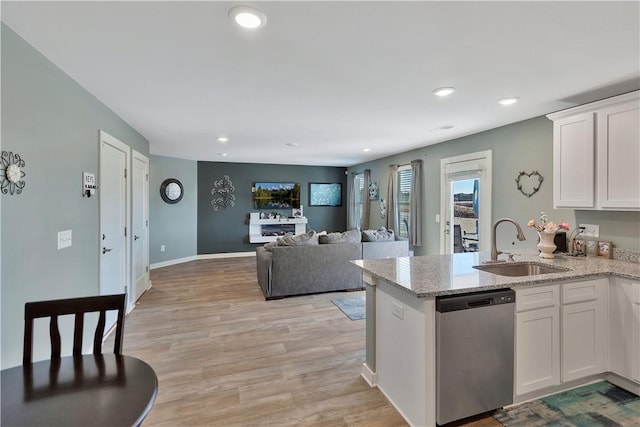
[99,131,130,328]
[440,151,492,254]
[132,150,149,305]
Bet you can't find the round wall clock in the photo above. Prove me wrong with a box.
[160,178,183,204]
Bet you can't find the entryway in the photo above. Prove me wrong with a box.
[440,151,492,254]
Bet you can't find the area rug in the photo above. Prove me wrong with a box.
[494,381,640,427]
[331,296,365,320]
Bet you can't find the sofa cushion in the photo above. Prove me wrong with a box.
[362,227,395,242]
[319,229,362,244]
[277,230,319,246]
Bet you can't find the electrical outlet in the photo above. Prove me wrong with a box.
[580,224,599,238]
[160,245,165,252]
[392,302,404,320]
[57,230,72,250]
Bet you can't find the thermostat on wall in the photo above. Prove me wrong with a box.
[83,172,96,197]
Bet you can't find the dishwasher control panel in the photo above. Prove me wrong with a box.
[436,289,515,313]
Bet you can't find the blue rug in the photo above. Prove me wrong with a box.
[495,381,640,426]
[331,296,365,320]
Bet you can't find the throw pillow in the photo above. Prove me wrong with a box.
[263,241,279,251]
[362,227,395,242]
[319,229,362,244]
[277,230,319,246]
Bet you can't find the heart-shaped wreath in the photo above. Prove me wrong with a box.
[516,171,544,198]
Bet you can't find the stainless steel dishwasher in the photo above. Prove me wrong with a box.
[436,289,515,425]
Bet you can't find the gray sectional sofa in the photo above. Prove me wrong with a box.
[255,230,409,299]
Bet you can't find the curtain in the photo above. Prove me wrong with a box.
[409,159,422,247]
[362,169,371,230]
[385,164,398,233]
[346,173,357,230]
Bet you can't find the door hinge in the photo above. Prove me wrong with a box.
[124,227,127,237]
[146,174,149,181]
[146,266,149,273]
[145,220,149,227]
[124,168,127,178]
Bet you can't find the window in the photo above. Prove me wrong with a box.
[397,165,412,239]
[354,173,365,229]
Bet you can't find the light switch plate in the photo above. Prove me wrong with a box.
[580,224,599,238]
[392,302,404,320]
[57,230,72,249]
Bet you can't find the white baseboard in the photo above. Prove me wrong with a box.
[361,363,378,387]
[197,252,256,260]
[150,252,256,270]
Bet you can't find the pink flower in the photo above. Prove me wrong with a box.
[527,219,536,228]
[558,221,570,231]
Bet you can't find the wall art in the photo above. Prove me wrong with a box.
[1,151,26,195]
[211,175,236,211]
[368,182,379,200]
[515,170,543,198]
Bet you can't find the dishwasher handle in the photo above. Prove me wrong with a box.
[467,298,492,308]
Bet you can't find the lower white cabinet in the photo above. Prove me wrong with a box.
[515,285,560,395]
[561,279,608,382]
[515,278,609,397]
[609,278,640,382]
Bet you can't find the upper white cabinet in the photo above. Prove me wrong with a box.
[548,91,639,210]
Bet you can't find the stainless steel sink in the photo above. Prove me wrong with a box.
[473,262,570,277]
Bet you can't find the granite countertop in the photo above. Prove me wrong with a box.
[351,251,640,298]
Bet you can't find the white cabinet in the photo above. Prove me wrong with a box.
[609,278,640,382]
[547,91,639,210]
[552,113,595,208]
[515,284,560,395]
[597,101,640,209]
[248,213,308,243]
[561,279,608,382]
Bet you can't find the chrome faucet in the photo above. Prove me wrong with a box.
[491,218,526,261]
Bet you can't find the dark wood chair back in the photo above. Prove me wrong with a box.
[23,294,126,364]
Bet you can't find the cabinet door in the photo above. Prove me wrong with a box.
[562,300,607,382]
[610,279,640,382]
[597,100,640,209]
[515,306,560,395]
[553,113,595,208]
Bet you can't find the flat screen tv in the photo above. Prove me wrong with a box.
[253,182,301,209]
[309,183,342,206]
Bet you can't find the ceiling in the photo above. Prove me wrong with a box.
[3,1,639,167]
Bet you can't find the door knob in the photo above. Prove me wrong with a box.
[102,247,113,254]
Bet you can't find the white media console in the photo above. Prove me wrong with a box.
[249,212,308,243]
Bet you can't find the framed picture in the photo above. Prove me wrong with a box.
[368,182,379,200]
[309,183,342,207]
[292,206,303,218]
[253,182,300,209]
[597,240,612,258]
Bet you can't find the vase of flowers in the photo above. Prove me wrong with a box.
[528,212,570,259]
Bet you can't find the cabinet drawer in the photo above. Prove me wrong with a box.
[516,285,559,312]
[562,278,607,304]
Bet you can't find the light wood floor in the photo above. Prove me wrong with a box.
[114,257,502,427]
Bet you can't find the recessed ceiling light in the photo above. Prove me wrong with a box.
[229,6,267,29]
[286,143,299,147]
[217,137,229,143]
[362,148,371,152]
[430,125,455,132]
[218,153,228,157]
[432,87,456,97]
[498,97,520,106]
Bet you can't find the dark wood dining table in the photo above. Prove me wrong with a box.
[1,354,158,426]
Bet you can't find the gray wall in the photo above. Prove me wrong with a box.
[349,116,640,256]
[197,162,347,254]
[1,24,150,368]
[149,155,198,264]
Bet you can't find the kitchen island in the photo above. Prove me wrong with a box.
[352,251,640,427]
